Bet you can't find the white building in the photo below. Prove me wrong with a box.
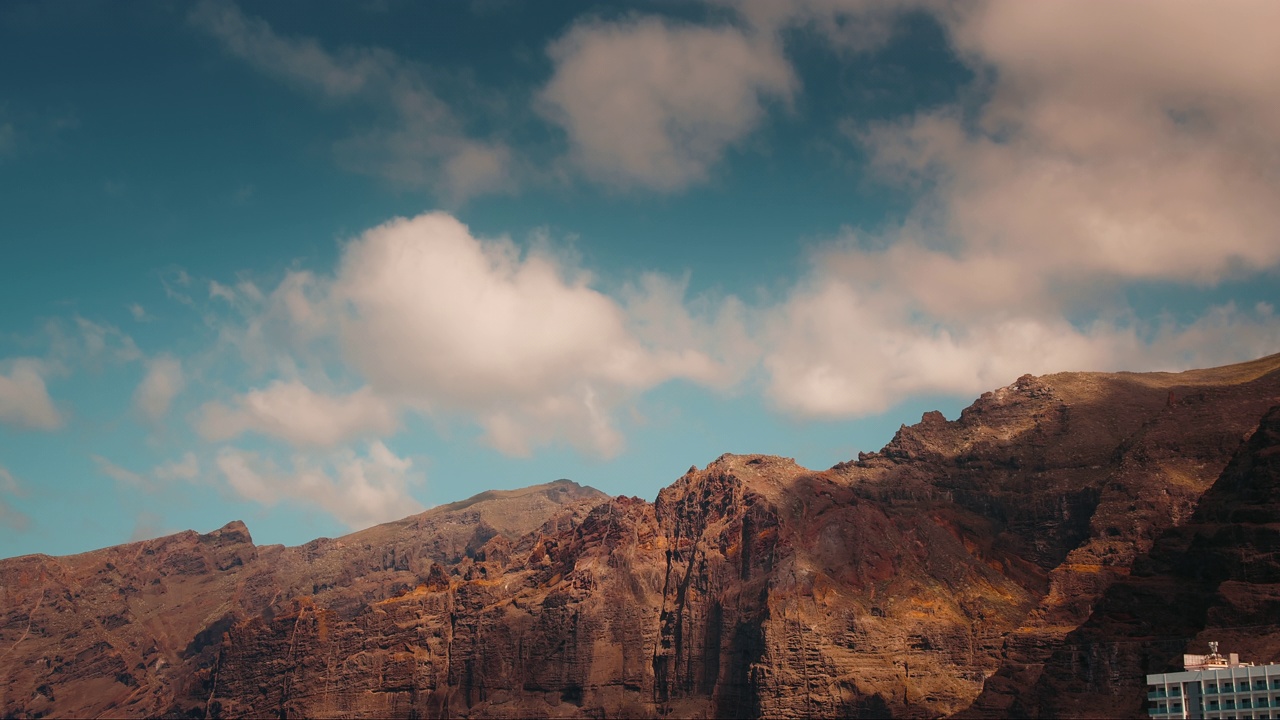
[1147,643,1280,719]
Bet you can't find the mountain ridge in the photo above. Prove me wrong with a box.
[2,353,1279,718]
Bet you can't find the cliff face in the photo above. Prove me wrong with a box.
[991,404,1280,718]
[2,355,1279,719]
[0,480,606,719]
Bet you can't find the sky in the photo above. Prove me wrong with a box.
[2,0,1278,558]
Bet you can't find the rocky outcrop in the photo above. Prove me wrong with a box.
[989,403,1280,718]
[0,480,604,719]
[2,355,1279,719]
[956,355,1280,717]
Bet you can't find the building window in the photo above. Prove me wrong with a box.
[1258,681,1269,690]
[1209,684,1219,693]
[1224,682,1235,692]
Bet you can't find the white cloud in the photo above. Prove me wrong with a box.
[619,272,758,388]
[197,380,398,447]
[539,16,795,191]
[856,1,1280,290]
[760,0,1280,418]
[134,355,185,422]
[329,212,735,455]
[154,452,200,481]
[0,318,148,430]
[207,212,744,457]
[128,303,150,321]
[214,441,422,529]
[190,0,510,202]
[0,359,62,431]
[765,266,1280,418]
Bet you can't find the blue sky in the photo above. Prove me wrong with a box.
[2,0,1278,558]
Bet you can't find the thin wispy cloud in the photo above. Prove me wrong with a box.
[189,0,512,203]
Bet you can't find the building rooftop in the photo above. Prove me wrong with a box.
[1184,642,1254,671]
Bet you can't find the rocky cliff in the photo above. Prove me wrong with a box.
[0,480,606,718]
[2,354,1279,719]
[977,403,1280,718]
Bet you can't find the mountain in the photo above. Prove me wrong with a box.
[2,355,1279,718]
[0,480,605,718]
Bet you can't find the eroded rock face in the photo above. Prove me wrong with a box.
[3,355,1280,719]
[0,480,605,719]
[992,404,1280,719]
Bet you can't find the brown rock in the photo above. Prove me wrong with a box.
[3,355,1280,719]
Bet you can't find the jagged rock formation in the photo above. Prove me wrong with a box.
[982,403,1280,718]
[0,480,605,718]
[2,355,1279,719]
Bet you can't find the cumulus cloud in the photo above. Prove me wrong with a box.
[205,212,744,456]
[766,263,1280,417]
[0,360,62,430]
[215,441,422,529]
[539,16,795,191]
[329,212,735,455]
[190,0,510,202]
[762,0,1280,417]
[865,1,1280,289]
[134,355,185,422]
[197,380,398,448]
